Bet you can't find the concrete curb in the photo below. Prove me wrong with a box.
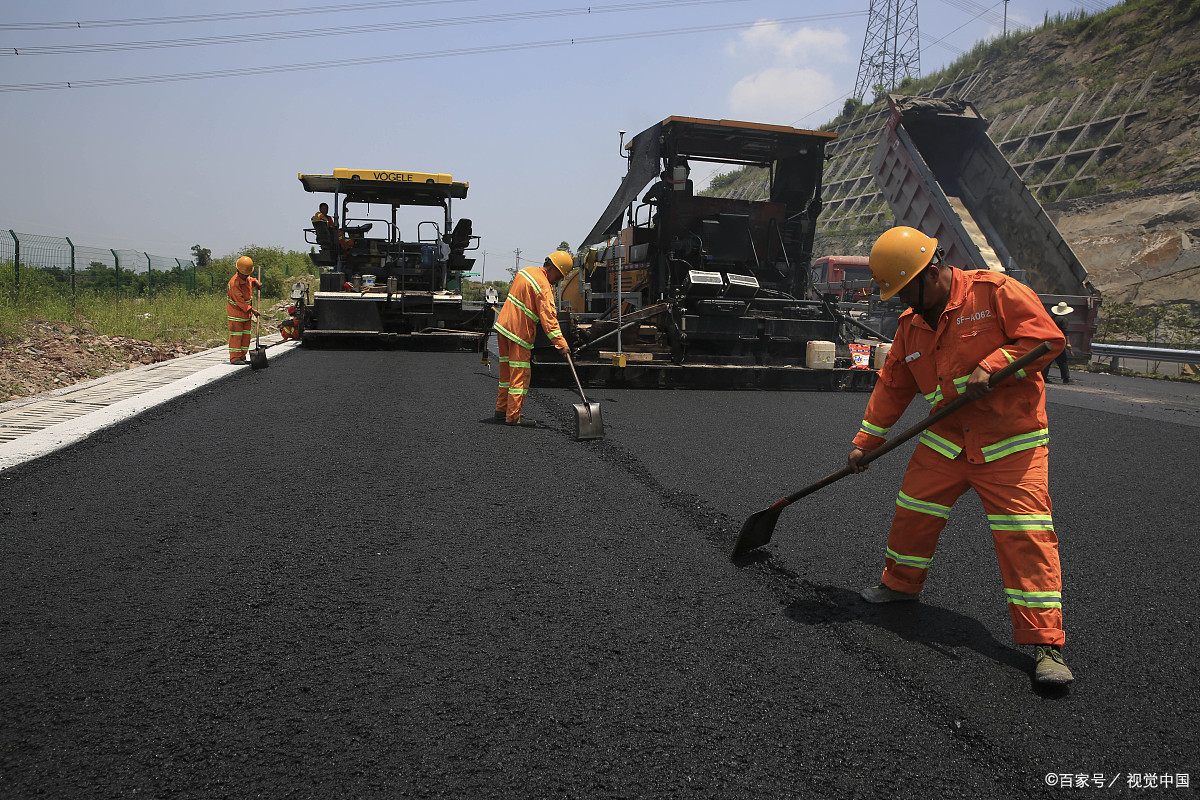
[0,340,302,473]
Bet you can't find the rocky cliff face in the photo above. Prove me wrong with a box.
[1050,182,1200,305]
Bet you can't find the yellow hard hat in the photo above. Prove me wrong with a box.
[236,256,254,276]
[545,250,574,277]
[869,226,938,301]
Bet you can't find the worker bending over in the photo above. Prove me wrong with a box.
[226,256,260,365]
[493,250,572,427]
[849,226,1073,687]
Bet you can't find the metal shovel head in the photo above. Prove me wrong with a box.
[249,347,269,370]
[572,402,604,440]
[730,503,786,559]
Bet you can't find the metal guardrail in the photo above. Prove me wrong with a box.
[1091,342,1200,364]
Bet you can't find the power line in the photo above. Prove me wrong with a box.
[0,12,868,93]
[0,0,477,32]
[1,0,754,57]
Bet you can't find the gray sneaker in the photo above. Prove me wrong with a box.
[860,583,921,603]
[1034,645,1075,685]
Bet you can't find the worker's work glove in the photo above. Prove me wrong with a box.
[848,447,869,474]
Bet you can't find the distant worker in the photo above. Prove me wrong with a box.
[847,226,1073,687]
[493,250,573,427]
[227,256,261,365]
[1043,302,1074,384]
[312,202,336,228]
[279,304,299,341]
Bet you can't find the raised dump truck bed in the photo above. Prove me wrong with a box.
[870,95,1100,354]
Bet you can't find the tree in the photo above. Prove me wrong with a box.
[557,240,571,253]
[191,245,211,268]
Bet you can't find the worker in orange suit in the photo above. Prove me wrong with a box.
[227,256,261,364]
[493,250,573,427]
[279,304,299,341]
[847,226,1073,687]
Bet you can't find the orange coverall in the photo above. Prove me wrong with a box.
[226,272,261,363]
[853,268,1067,646]
[494,266,569,422]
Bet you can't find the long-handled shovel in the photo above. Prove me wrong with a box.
[249,266,269,371]
[731,341,1052,559]
[564,349,604,440]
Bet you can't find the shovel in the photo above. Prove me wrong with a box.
[731,341,1052,559]
[564,349,603,440]
[249,267,269,371]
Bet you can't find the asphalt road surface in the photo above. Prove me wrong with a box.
[2,351,1198,799]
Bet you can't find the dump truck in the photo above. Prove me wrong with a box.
[294,169,491,349]
[539,116,883,391]
[870,95,1100,355]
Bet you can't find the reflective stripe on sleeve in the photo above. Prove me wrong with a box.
[859,419,891,438]
[896,490,952,519]
[981,429,1049,462]
[518,269,542,295]
[509,295,539,322]
[1000,348,1028,380]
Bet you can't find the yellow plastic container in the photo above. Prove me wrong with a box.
[806,340,836,370]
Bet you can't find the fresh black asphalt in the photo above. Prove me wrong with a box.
[2,351,1197,798]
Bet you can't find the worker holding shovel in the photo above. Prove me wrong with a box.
[226,256,261,365]
[848,226,1072,687]
[492,250,573,427]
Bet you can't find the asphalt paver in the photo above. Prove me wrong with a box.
[2,351,1197,798]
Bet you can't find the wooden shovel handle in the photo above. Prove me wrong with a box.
[777,341,1052,508]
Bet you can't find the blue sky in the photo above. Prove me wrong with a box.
[0,0,1114,280]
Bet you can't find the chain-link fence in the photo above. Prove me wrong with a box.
[0,230,203,299]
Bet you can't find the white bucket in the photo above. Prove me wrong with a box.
[874,342,892,369]
[362,274,376,288]
[806,340,836,370]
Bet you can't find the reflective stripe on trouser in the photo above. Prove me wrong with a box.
[227,305,251,361]
[879,443,1063,646]
[496,336,531,423]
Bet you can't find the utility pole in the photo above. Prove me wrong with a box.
[853,0,921,102]
[511,248,521,278]
[1003,0,1009,39]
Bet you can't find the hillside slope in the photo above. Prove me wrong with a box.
[714,0,1200,305]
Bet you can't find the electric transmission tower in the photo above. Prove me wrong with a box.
[853,0,921,103]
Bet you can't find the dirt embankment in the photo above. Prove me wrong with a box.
[0,320,218,403]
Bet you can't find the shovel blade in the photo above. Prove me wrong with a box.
[730,503,786,559]
[249,348,269,370]
[573,402,604,440]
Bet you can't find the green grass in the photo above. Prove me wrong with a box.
[0,283,280,347]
